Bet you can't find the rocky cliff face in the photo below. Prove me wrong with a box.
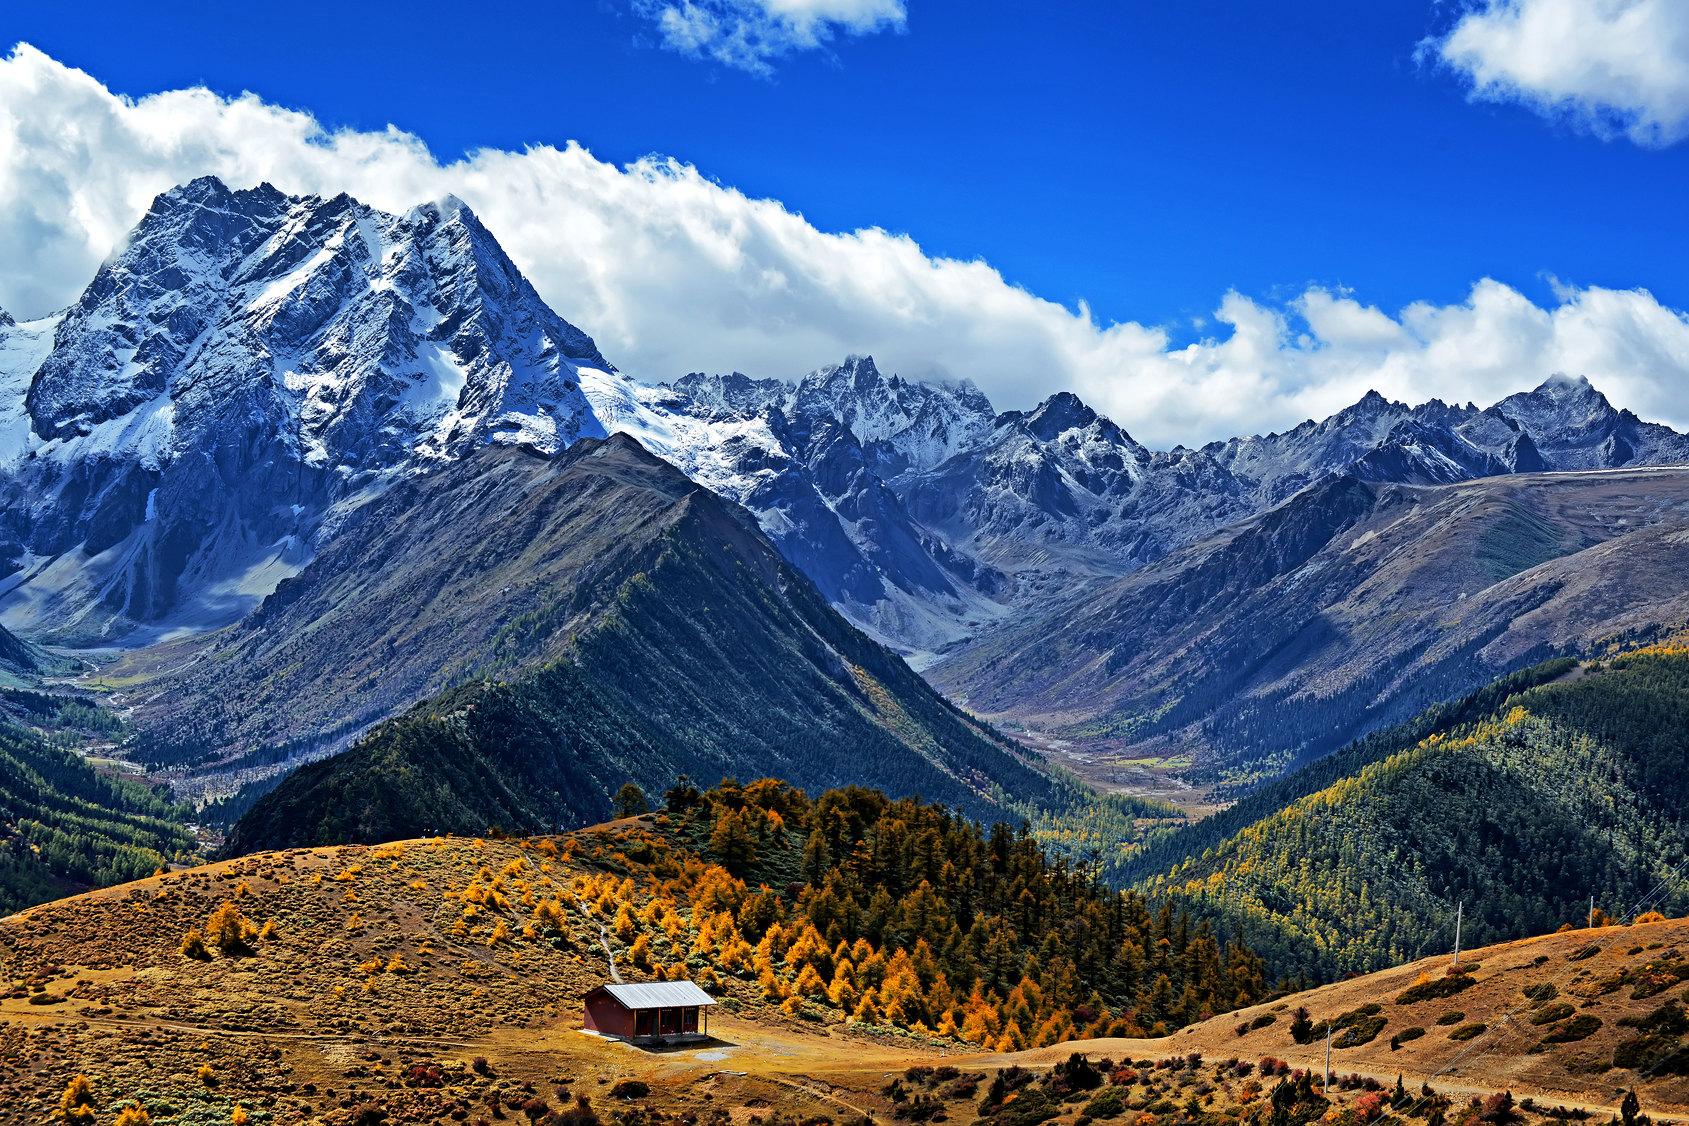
[0,178,617,641]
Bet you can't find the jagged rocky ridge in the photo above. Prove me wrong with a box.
[2,176,1687,664]
[661,364,1689,658]
[0,177,616,642]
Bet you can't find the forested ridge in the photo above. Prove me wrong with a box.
[0,718,195,914]
[1122,658,1580,886]
[224,497,1057,854]
[1138,646,1689,981]
[605,777,1275,1047]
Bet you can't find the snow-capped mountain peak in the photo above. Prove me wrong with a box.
[0,177,621,639]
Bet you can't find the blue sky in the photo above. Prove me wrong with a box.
[2,1,1688,445]
[8,0,1686,333]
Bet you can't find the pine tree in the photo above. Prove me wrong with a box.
[614,783,650,818]
[709,808,758,872]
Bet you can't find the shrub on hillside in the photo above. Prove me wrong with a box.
[1397,970,1476,1006]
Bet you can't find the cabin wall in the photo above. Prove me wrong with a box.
[584,994,634,1039]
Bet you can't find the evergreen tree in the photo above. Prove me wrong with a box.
[709,808,758,873]
[614,782,650,818]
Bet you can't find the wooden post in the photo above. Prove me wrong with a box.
[1453,902,1463,967]
[1325,1025,1332,1091]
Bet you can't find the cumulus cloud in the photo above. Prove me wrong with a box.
[2,44,1689,449]
[632,0,905,75]
[1427,0,1689,146]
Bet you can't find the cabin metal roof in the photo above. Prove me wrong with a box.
[591,981,718,1009]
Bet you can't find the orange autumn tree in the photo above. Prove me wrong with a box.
[629,777,1269,1049]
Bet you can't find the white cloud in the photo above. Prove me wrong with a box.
[632,0,905,75]
[1428,0,1689,146]
[2,44,1689,449]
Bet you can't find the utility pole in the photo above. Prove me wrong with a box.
[1325,1025,1332,1091]
[1589,896,1596,929]
[1453,902,1463,967]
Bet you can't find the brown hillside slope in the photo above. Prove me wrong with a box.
[997,920,1689,1118]
[6,831,1689,1125]
[0,831,940,1124]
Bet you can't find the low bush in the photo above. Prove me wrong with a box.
[1397,971,1477,1006]
[1538,1015,1603,1045]
[1530,1003,1577,1026]
[1083,1089,1125,1120]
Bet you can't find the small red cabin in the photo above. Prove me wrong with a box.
[583,981,717,1045]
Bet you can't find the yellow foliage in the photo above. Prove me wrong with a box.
[59,1075,97,1124]
[758,965,788,1001]
[206,903,258,954]
[196,1062,216,1086]
[794,963,828,998]
[630,934,655,970]
[114,1107,152,1126]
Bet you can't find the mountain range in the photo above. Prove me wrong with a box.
[3,175,1688,816]
[5,178,1686,664]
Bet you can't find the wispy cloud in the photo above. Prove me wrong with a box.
[632,0,905,75]
[2,44,1689,448]
[1425,0,1689,146]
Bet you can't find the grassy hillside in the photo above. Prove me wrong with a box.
[1137,646,1689,980]
[0,781,1273,1123]
[0,718,195,915]
[1028,915,1689,1119]
[11,799,1689,1125]
[223,440,1057,852]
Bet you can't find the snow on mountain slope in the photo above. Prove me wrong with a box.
[0,178,621,642]
[4,175,1687,663]
[0,310,62,469]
